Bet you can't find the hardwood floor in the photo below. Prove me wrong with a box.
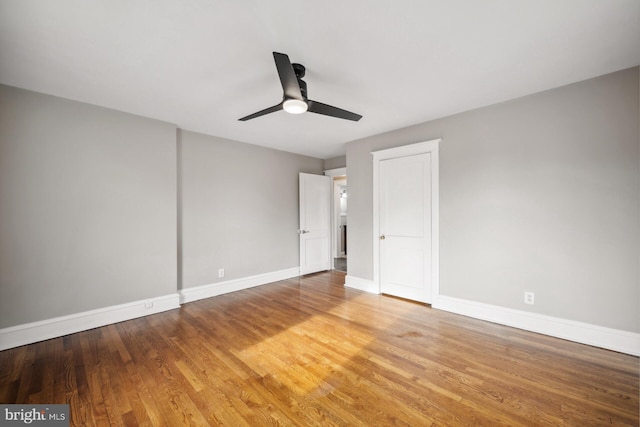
[1,271,638,426]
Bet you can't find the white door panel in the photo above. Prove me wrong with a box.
[381,237,427,301]
[299,173,331,275]
[301,237,330,273]
[380,154,428,238]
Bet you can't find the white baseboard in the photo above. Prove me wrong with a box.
[433,295,640,356]
[179,267,300,304]
[0,293,180,351]
[0,268,300,352]
[3,274,636,357]
[344,275,379,294]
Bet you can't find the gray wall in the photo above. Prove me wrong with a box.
[179,130,323,288]
[324,155,346,170]
[346,67,639,333]
[0,85,177,328]
[0,87,324,329]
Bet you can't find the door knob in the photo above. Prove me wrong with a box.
[379,234,385,240]
[298,230,309,234]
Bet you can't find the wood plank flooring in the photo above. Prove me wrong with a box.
[1,271,638,426]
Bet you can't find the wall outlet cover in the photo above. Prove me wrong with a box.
[524,292,535,305]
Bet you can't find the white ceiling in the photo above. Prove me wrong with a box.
[0,1,638,159]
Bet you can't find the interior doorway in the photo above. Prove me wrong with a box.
[334,177,347,272]
[324,168,347,273]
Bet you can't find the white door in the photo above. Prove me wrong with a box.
[299,173,331,275]
[373,139,440,303]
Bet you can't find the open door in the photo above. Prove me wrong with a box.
[299,173,331,275]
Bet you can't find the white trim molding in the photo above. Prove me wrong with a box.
[0,268,301,351]
[323,167,347,178]
[179,267,300,304]
[344,275,379,294]
[433,295,640,356]
[0,293,180,351]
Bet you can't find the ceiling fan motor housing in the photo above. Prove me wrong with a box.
[292,63,307,100]
[296,78,308,100]
[292,63,306,78]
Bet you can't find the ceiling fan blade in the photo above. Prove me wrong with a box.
[307,100,362,121]
[273,52,303,100]
[238,103,283,121]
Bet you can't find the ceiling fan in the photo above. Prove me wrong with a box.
[239,52,362,122]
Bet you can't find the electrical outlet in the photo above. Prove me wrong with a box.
[524,292,535,305]
[218,268,225,278]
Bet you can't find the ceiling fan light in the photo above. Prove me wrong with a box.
[283,99,308,114]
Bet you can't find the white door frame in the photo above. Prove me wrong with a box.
[372,139,441,300]
[324,167,347,269]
